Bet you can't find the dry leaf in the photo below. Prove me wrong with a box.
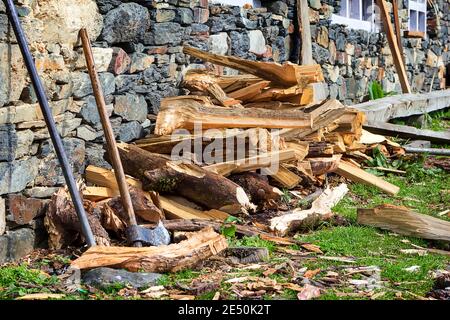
[212,292,220,300]
[263,268,277,277]
[16,293,65,300]
[301,243,323,254]
[297,284,321,300]
[304,268,321,279]
[170,294,196,300]
[283,283,303,292]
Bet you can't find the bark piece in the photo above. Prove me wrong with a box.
[357,204,450,242]
[308,155,342,176]
[71,227,228,272]
[229,172,281,207]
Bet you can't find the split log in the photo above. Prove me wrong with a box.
[244,101,300,110]
[324,133,347,153]
[84,166,231,220]
[285,142,309,161]
[227,80,271,102]
[71,227,228,272]
[307,142,335,157]
[335,161,400,195]
[161,219,299,245]
[183,46,323,88]
[357,204,450,242]
[203,149,296,176]
[44,188,110,249]
[308,155,342,176]
[270,165,302,189]
[270,183,349,236]
[155,96,312,135]
[115,143,255,214]
[229,172,281,207]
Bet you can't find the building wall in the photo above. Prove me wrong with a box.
[0,0,448,211]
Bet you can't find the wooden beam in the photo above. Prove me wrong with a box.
[335,161,400,195]
[392,0,405,64]
[297,0,313,65]
[183,46,323,88]
[357,204,450,242]
[364,122,450,144]
[155,96,312,135]
[377,0,411,93]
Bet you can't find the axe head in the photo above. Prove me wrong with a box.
[126,221,171,247]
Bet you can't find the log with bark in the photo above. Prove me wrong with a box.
[44,188,110,249]
[71,227,228,272]
[270,183,349,236]
[154,96,312,135]
[115,143,256,214]
[229,172,282,208]
[357,204,450,243]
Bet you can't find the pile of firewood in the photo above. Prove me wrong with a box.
[45,47,407,272]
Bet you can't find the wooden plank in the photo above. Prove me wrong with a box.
[364,122,450,144]
[155,96,312,135]
[357,204,450,242]
[335,161,400,195]
[297,0,313,65]
[183,46,323,88]
[83,186,119,201]
[71,227,229,272]
[377,0,411,93]
[227,80,271,102]
[403,30,425,38]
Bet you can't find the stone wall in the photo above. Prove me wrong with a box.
[0,0,448,262]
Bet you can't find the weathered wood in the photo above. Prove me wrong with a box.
[155,96,312,135]
[308,155,342,176]
[357,204,450,242]
[44,188,110,249]
[364,122,450,144]
[285,142,309,161]
[183,46,323,88]
[307,142,335,157]
[392,0,405,64]
[115,143,255,214]
[377,0,411,93]
[335,161,400,195]
[270,183,349,235]
[71,227,228,272]
[297,0,313,65]
[228,80,271,102]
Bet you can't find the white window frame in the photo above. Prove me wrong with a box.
[210,0,261,7]
[331,0,379,32]
[408,0,427,32]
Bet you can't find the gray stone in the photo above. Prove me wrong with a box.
[312,43,330,64]
[82,267,162,289]
[15,130,34,159]
[0,158,39,195]
[176,8,194,25]
[129,53,155,73]
[117,121,144,142]
[0,197,5,235]
[0,14,8,42]
[77,124,98,141]
[142,221,171,246]
[0,44,28,106]
[230,31,250,57]
[85,142,112,169]
[80,95,114,127]
[156,9,176,22]
[0,125,18,161]
[154,22,183,45]
[308,0,322,10]
[24,187,59,199]
[114,94,148,122]
[0,236,8,264]
[72,72,115,99]
[248,30,266,55]
[209,32,229,55]
[5,228,35,262]
[268,1,288,17]
[101,3,150,44]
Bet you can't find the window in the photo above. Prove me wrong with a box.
[331,0,378,32]
[210,0,261,7]
[409,0,426,32]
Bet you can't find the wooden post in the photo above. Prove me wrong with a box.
[79,29,142,247]
[377,0,411,93]
[297,0,313,65]
[392,0,404,64]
